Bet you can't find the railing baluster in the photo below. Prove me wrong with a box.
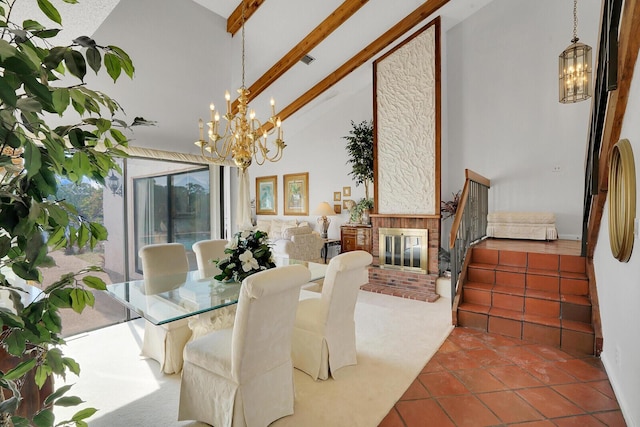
[448,170,491,304]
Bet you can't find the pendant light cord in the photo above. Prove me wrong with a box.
[572,0,579,43]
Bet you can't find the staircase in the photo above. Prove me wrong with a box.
[456,245,595,355]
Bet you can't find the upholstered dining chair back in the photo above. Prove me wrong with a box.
[321,250,373,327]
[179,264,311,427]
[138,243,192,374]
[292,250,373,380]
[192,239,228,278]
[140,242,189,278]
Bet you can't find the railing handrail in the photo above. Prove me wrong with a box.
[449,169,491,249]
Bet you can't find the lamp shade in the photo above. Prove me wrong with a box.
[313,202,336,216]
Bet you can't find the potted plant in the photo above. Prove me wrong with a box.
[354,198,374,224]
[343,120,374,199]
[0,1,135,425]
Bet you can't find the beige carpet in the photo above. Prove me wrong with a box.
[54,290,453,427]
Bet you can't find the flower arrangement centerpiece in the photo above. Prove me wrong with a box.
[213,229,276,282]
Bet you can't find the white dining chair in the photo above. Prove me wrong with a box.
[178,264,311,427]
[291,250,373,380]
[192,239,228,278]
[139,243,193,374]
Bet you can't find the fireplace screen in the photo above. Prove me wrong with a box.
[378,227,428,273]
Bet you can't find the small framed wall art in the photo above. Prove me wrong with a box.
[256,175,277,215]
[333,191,341,201]
[284,172,309,216]
[334,204,342,214]
[343,186,351,197]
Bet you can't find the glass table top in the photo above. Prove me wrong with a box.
[105,258,327,325]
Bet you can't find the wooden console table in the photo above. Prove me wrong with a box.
[340,224,372,254]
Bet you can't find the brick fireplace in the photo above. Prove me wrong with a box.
[363,215,440,302]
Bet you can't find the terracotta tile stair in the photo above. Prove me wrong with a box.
[456,246,595,355]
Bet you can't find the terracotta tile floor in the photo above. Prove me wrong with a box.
[379,327,626,427]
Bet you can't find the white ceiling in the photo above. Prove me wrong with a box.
[11,0,497,154]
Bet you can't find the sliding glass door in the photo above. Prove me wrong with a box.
[133,168,210,272]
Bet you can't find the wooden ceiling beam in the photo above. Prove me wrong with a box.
[227,0,265,35]
[232,0,370,111]
[268,0,451,128]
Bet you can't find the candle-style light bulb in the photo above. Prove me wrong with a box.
[225,91,231,112]
[270,97,276,115]
[198,118,204,140]
[250,109,256,120]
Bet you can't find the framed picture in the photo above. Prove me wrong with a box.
[333,191,341,202]
[256,175,277,215]
[334,204,342,214]
[343,186,351,197]
[283,172,309,216]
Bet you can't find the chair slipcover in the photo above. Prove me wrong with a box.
[139,243,192,374]
[292,250,373,380]
[192,239,228,278]
[178,264,311,427]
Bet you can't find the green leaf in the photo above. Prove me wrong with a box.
[72,407,97,421]
[83,289,95,307]
[5,330,26,356]
[16,97,43,113]
[37,0,62,25]
[24,140,42,178]
[3,359,36,380]
[23,76,52,105]
[89,222,108,240]
[44,384,73,406]
[68,128,85,148]
[0,39,18,60]
[64,49,86,81]
[33,28,61,39]
[95,118,111,134]
[22,19,45,31]
[52,88,70,114]
[49,289,72,309]
[62,357,80,376]
[0,75,18,107]
[47,203,69,227]
[86,47,101,74]
[0,235,11,257]
[69,288,85,313]
[43,46,66,70]
[109,128,127,144]
[12,261,40,282]
[32,408,55,427]
[54,396,84,407]
[34,365,51,389]
[108,45,134,78]
[82,276,106,291]
[104,52,121,82]
[42,309,62,334]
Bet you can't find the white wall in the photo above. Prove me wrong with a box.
[445,0,599,240]
[244,83,373,240]
[593,57,640,426]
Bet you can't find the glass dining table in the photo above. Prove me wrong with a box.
[105,258,327,325]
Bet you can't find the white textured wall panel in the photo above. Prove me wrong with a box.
[376,26,436,215]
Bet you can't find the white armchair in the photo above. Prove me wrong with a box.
[178,264,311,427]
[291,250,373,380]
[271,225,324,262]
[139,243,193,374]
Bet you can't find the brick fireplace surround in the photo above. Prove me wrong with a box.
[363,215,440,302]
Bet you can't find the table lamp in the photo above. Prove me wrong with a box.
[313,202,336,238]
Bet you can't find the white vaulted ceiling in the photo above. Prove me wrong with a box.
[13,0,496,154]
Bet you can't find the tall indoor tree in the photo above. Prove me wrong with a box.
[0,0,135,425]
[343,120,373,199]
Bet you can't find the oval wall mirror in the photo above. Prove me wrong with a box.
[608,138,636,262]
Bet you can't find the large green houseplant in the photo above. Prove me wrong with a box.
[343,120,373,199]
[0,0,135,425]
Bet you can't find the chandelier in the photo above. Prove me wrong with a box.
[195,1,285,170]
[558,0,592,103]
